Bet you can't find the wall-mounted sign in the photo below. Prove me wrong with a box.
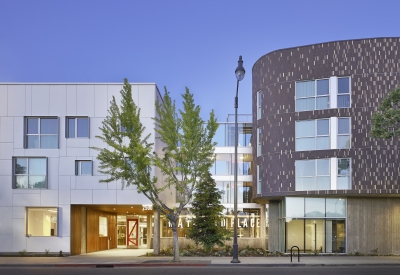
[142,205,153,211]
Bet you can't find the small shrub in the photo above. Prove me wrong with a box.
[45,249,50,256]
[239,249,248,256]
[370,248,378,255]
[19,249,27,256]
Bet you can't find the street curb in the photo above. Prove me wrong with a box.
[2,263,400,268]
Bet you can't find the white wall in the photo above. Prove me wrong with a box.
[0,83,159,252]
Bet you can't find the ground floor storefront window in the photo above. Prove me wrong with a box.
[161,208,263,239]
[279,197,346,253]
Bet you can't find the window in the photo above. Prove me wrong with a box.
[257,165,261,194]
[25,117,58,148]
[257,90,262,119]
[296,159,330,191]
[337,118,351,148]
[296,119,329,151]
[295,158,351,191]
[99,216,108,237]
[296,79,329,111]
[66,117,89,138]
[338,77,350,108]
[281,198,346,253]
[26,207,58,236]
[75,160,93,175]
[13,157,47,189]
[337,158,351,189]
[257,127,262,156]
[295,76,351,111]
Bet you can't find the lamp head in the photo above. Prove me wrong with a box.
[235,55,245,81]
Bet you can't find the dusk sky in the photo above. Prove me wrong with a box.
[1,0,400,121]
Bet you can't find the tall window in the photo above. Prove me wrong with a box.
[67,117,89,138]
[257,90,262,119]
[27,208,58,236]
[75,160,93,175]
[13,157,47,189]
[295,159,330,191]
[25,117,58,148]
[296,79,329,111]
[257,127,262,156]
[337,118,350,149]
[337,158,351,189]
[296,119,330,151]
[257,165,261,194]
[338,77,350,108]
[99,216,108,237]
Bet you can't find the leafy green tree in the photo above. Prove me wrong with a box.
[92,79,218,262]
[153,86,218,261]
[371,87,400,139]
[187,172,231,252]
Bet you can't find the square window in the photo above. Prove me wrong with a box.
[66,117,89,138]
[296,119,330,151]
[27,207,58,236]
[296,159,331,191]
[75,160,93,175]
[296,79,330,111]
[25,117,58,148]
[13,157,47,189]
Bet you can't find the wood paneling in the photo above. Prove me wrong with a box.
[86,208,117,253]
[70,205,82,255]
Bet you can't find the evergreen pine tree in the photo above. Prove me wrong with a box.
[187,172,231,252]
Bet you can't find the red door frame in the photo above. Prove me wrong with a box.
[127,219,138,247]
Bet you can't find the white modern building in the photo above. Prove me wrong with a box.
[0,83,266,255]
[0,83,166,255]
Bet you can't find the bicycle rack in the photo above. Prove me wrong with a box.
[290,246,300,263]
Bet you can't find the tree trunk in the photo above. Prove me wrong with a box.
[171,219,180,262]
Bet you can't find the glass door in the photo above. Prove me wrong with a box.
[127,219,138,248]
[305,219,325,252]
[327,219,346,253]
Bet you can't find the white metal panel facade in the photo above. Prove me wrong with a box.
[0,83,161,253]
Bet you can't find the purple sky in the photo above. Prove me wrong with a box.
[1,0,399,120]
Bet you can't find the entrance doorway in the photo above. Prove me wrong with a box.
[117,215,149,249]
[71,204,154,255]
[127,218,139,248]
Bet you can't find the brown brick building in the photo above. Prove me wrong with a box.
[252,38,400,254]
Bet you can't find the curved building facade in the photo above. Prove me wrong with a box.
[252,38,400,254]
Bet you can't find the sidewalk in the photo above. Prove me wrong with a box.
[1,249,400,267]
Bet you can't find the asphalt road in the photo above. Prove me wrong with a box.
[1,266,400,275]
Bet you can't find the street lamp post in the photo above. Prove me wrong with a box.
[231,55,245,263]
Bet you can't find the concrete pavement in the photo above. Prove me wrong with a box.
[1,248,400,267]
